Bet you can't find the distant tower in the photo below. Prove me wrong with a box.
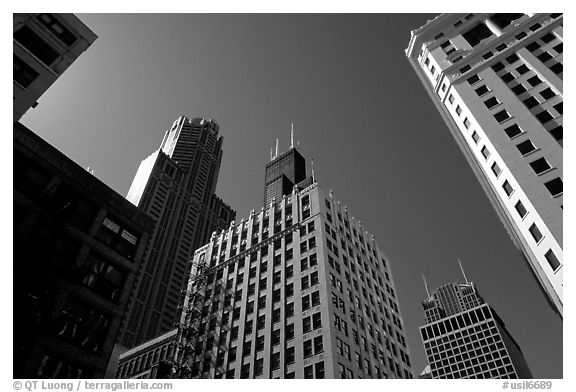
[121,116,236,348]
[406,13,563,317]
[263,131,307,205]
[420,278,532,379]
[13,13,97,122]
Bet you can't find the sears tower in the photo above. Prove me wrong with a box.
[121,116,236,347]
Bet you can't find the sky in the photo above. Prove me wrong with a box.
[21,13,562,378]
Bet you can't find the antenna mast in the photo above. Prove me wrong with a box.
[458,258,469,284]
[422,274,431,298]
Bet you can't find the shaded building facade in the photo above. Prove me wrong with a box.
[406,13,563,316]
[175,154,413,379]
[14,122,154,378]
[263,147,307,206]
[13,13,97,123]
[121,116,235,348]
[419,281,532,379]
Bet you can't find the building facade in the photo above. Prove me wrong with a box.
[419,281,532,379]
[115,330,177,379]
[406,13,563,317]
[14,122,154,378]
[176,178,413,379]
[13,13,97,123]
[121,116,235,348]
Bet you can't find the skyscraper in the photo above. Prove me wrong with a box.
[174,150,413,379]
[419,277,532,379]
[263,140,307,205]
[121,116,236,348]
[13,13,97,123]
[406,14,563,317]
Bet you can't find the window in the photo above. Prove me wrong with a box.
[475,85,489,96]
[481,146,490,160]
[456,105,462,116]
[509,84,528,98]
[505,53,519,64]
[523,96,540,109]
[529,223,543,243]
[544,178,563,197]
[460,65,471,73]
[462,23,494,47]
[482,52,493,60]
[448,94,454,104]
[502,180,514,197]
[527,75,542,87]
[501,72,515,83]
[549,126,562,141]
[504,124,523,139]
[14,26,59,66]
[539,88,556,100]
[494,109,511,123]
[548,62,562,75]
[553,43,563,54]
[516,140,536,155]
[529,158,552,175]
[540,33,556,43]
[495,43,507,52]
[526,42,540,52]
[514,201,527,218]
[484,97,500,109]
[36,14,77,46]
[471,131,480,144]
[535,110,554,124]
[553,102,563,115]
[491,162,501,177]
[529,23,542,32]
[467,74,480,85]
[537,52,553,63]
[515,32,527,40]
[544,250,561,271]
[13,55,39,88]
[516,64,529,75]
[491,62,505,72]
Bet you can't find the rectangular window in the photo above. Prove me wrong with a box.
[501,72,515,83]
[491,162,501,177]
[448,94,454,104]
[36,14,77,46]
[494,109,511,123]
[535,110,554,124]
[475,85,489,96]
[540,88,556,100]
[512,84,527,95]
[484,97,500,109]
[471,131,480,144]
[529,158,552,175]
[502,180,514,197]
[504,124,523,139]
[481,146,490,160]
[456,105,462,116]
[13,55,39,88]
[529,223,543,243]
[549,126,562,141]
[544,250,561,271]
[523,96,539,109]
[516,140,536,155]
[514,200,527,218]
[544,178,563,197]
[14,26,59,66]
[467,74,480,85]
[527,75,542,87]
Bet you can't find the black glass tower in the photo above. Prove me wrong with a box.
[263,148,306,205]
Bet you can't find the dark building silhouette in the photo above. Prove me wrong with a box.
[419,276,532,379]
[263,146,306,206]
[14,122,154,378]
[121,116,235,348]
[13,13,97,123]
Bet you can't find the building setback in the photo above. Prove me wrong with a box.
[13,13,97,123]
[175,147,412,378]
[121,116,235,348]
[115,330,178,379]
[14,122,155,378]
[419,280,532,379]
[405,13,563,317]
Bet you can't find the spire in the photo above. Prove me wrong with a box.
[311,159,316,183]
[270,147,273,161]
[290,123,294,149]
[422,274,431,298]
[458,258,469,284]
[275,138,279,159]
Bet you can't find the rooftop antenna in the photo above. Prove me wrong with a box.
[311,159,316,183]
[422,274,431,298]
[458,258,469,284]
[270,147,273,161]
[275,138,279,159]
[290,123,294,149]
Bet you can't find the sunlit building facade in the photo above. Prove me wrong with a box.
[406,13,563,316]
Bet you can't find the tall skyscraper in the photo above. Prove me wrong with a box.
[13,13,97,123]
[405,13,563,317]
[14,122,154,378]
[263,142,307,206]
[174,149,413,379]
[121,116,236,348]
[419,277,532,379]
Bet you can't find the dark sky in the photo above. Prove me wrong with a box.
[22,13,562,378]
